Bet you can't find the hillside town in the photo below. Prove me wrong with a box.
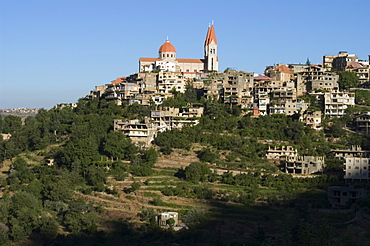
[85,25,370,186]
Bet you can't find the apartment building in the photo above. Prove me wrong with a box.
[332,51,359,71]
[295,66,339,96]
[343,156,370,181]
[266,145,298,160]
[345,61,370,84]
[283,156,325,175]
[264,64,292,82]
[151,107,203,131]
[157,71,187,94]
[269,99,308,116]
[223,69,254,106]
[104,82,140,105]
[327,186,366,208]
[300,111,322,130]
[354,111,370,136]
[113,118,156,147]
[324,90,355,118]
[202,73,225,100]
[332,145,370,159]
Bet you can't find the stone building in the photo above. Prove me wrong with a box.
[139,23,218,73]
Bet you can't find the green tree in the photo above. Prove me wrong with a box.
[197,148,220,163]
[2,115,22,134]
[184,81,197,104]
[354,89,370,106]
[338,71,360,90]
[39,217,59,241]
[130,181,142,192]
[185,162,211,183]
[166,218,176,227]
[103,131,135,160]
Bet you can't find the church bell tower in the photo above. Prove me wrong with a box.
[204,22,218,71]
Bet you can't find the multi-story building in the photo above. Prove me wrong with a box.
[104,82,140,105]
[269,99,308,116]
[264,64,292,82]
[300,111,322,130]
[266,145,298,160]
[128,73,158,93]
[324,90,355,118]
[202,73,225,100]
[283,156,325,175]
[343,156,370,181]
[223,69,254,106]
[151,107,203,131]
[354,112,370,136]
[113,118,156,147]
[327,186,366,208]
[345,61,370,84]
[332,145,370,159]
[294,66,339,96]
[157,71,187,94]
[139,23,218,73]
[331,51,359,71]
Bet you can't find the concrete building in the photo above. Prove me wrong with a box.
[324,90,355,118]
[157,71,187,94]
[332,51,359,71]
[332,145,370,159]
[223,69,254,106]
[343,156,370,181]
[113,118,156,147]
[264,64,292,82]
[294,66,339,96]
[269,99,308,116]
[300,111,322,130]
[327,186,366,208]
[151,107,203,131]
[139,23,218,73]
[354,112,370,136]
[345,61,370,84]
[202,72,225,100]
[158,212,179,227]
[104,82,140,105]
[266,145,298,160]
[284,156,325,175]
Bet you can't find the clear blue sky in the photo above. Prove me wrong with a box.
[1,0,369,109]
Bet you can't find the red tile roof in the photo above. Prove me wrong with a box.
[205,24,217,46]
[159,40,176,53]
[346,61,363,69]
[140,57,160,62]
[176,58,204,63]
[254,75,274,81]
[111,77,127,85]
[274,64,291,73]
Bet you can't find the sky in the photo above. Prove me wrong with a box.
[1,0,369,109]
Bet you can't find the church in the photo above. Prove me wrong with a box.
[139,23,218,73]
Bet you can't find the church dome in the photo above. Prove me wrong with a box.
[159,40,176,53]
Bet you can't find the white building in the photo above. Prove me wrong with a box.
[324,90,355,118]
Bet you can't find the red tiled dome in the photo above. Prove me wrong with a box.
[159,40,176,53]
